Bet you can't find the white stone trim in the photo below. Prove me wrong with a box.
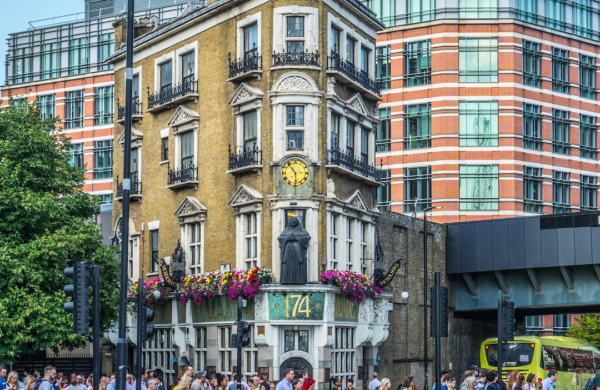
[236,12,262,60]
[273,6,319,53]
[148,220,160,230]
[132,65,143,103]
[160,128,170,138]
[327,13,376,78]
[154,50,175,93]
[175,41,199,84]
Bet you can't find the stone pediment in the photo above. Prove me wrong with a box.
[117,126,143,145]
[228,184,263,206]
[346,93,369,116]
[345,190,368,211]
[229,83,263,106]
[174,196,207,218]
[167,106,200,128]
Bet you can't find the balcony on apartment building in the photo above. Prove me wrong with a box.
[166,159,198,190]
[116,174,142,201]
[328,147,382,185]
[147,77,199,113]
[327,50,381,100]
[272,49,320,68]
[228,144,262,173]
[228,47,262,81]
[117,97,143,122]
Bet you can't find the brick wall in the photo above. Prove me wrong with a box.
[375,211,496,388]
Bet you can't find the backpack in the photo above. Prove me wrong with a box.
[33,378,49,390]
[585,374,599,390]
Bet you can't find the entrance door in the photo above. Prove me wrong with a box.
[279,357,312,379]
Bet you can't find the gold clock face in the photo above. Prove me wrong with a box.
[281,158,309,187]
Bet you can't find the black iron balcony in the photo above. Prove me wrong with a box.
[229,52,262,79]
[167,161,198,187]
[228,144,262,171]
[328,147,381,183]
[117,97,142,121]
[327,51,380,96]
[273,49,319,67]
[148,77,198,111]
[116,174,142,200]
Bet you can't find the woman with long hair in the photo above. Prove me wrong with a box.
[379,379,391,390]
[179,375,191,390]
[464,377,476,390]
[23,376,36,390]
[6,372,19,390]
[401,376,414,390]
[507,371,520,390]
[523,374,535,390]
[172,376,182,390]
[216,375,228,390]
[100,377,108,390]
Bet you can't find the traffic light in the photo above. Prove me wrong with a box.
[233,321,250,348]
[501,301,515,341]
[140,307,155,341]
[430,285,449,338]
[64,262,91,335]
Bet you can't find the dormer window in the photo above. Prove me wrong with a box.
[286,16,305,53]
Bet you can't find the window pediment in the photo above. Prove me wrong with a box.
[229,82,264,107]
[345,190,368,211]
[228,184,263,207]
[273,72,318,92]
[174,196,207,223]
[117,126,143,145]
[167,105,200,131]
[346,93,369,117]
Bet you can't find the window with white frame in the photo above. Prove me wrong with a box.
[360,127,369,162]
[181,51,195,83]
[283,328,309,353]
[331,113,341,149]
[286,105,305,151]
[346,36,356,64]
[38,94,55,121]
[128,236,140,281]
[346,121,355,156]
[159,61,172,91]
[65,90,84,129]
[243,111,258,151]
[360,222,369,275]
[218,326,234,375]
[186,222,203,274]
[180,131,194,169]
[360,46,370,75]
[346,219,355,270]
[244,213,258,269]
[331,327,356,387]
[286,16,305,53]
[329,214,340,269]
[195,327,208,372]
[244,24,259,58]
[331,26,341,53]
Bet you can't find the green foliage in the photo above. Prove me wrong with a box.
[0,98,119,364]
[567,314,600,349]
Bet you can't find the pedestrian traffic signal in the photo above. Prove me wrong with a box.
[501,301,515,341]
[140,307,155,341]
[237,321,250,348]
[64,262,91,335]
[430,285,449,338]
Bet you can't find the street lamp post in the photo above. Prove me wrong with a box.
[422,205,442,390]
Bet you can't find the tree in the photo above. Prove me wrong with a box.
[567,314,600,349]
[0,98,120,364]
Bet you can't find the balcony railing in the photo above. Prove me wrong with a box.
[228,144,262,171]
[167,161,198,186]
[328,147,381,182]
[327,51,380,96]
[148,77,198,110]
[117,97,142,120]
[229,53,262,78]
[273,50,319,67]
[116,174,142,198]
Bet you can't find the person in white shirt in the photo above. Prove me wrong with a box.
[369,373,381,390]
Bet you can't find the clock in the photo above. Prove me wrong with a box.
[281,158,309,187]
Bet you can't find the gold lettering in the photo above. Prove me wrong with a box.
[291,295,302,317]
[285,295,289,317]
[298,295,311,317]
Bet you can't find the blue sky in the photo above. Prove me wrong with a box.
[0,0,84,86]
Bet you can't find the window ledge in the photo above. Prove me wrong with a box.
[326,70,382,101]
[115,193,142,202]
[116,114,143,124]
[326,164,382,186]
[270,65,321,71]
[166,180,199,190]
[226,164,263,174]
[159,160,169,165]
[227,70,262,82]
[147,93,199,113]
[146,272,159,277]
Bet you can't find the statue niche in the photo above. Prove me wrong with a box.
[278,217,311,285]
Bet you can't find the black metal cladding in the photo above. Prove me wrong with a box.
[328,147,382,182]
[446,211,600,274]
[273,50,319,67]
[228,144,262,170]
[228,53,262,78]
[148,77,198,109]
[327,50,381,96]
[117,97,142,120]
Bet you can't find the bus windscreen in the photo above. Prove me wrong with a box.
[485,343,535,368]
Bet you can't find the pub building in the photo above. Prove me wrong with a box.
[104,0,389,387]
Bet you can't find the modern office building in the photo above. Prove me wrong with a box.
[369,0,600,223]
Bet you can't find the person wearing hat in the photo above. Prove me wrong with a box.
[191,372,207,390]
[369,373,381,390]
[470,367,480,377]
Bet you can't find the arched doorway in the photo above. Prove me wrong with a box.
[279,357,313,379]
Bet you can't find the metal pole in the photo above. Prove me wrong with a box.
[93,266,100,390]
[497,290,503,386]
[434,272,441,390]
[137,278,144,390]
[117,0,135,388]
[424,211,428,390]
[237,296,243,390]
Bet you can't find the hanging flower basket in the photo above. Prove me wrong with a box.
[320,270,382,303]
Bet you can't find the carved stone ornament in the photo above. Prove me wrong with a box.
[233,87,254,105]
[350,196,366,210]
[350,98,365,114]
[277,75,312,92]
[254,293,268,321]
[172,111,192,126]
[374,299,388,324]
[174,196,207,218]
[167,106,200,129]
[233,188,254,204]
[327,77,336,95]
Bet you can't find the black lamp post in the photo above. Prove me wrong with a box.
[421,205,442,390]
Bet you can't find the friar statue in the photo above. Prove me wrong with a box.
[278,217,311,284]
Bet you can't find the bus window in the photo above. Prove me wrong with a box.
[574,350,594,373]
[594,354,600,370]
[485,343,535,368]
[558,348,575,372]
[542,345,563,371]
